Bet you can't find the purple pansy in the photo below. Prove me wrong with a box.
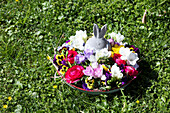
[53,55,62,70]
[114,42,120,46]
[82,80,90,90]
[127,45,140,55]
[53,54,57,65]
[105,72,112,85]
[61,60,67,66]
[65,40,70,43]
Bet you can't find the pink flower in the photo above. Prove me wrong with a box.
[113,53,126,66]
[93,65,103,78]
[67,50,78,64]
[83,66,94,76]
[83,64,103,78]
[65,65,84,83]
[107,38,114,46]
[124,66,138,77]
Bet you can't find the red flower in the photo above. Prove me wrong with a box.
[67,50,78,64]
[65,65,84,83]
[124,66,138,77]
[113,53,126,66]
[115,59,126,66]
[113,53,121,62]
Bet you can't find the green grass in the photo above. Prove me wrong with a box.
[0,0,169,112]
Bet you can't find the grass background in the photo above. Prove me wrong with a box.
[0,0,169,112]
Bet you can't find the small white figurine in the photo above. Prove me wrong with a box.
[85,24,111,52]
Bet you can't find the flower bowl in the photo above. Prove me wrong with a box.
[63,78,134,95]
[48,24,140,94]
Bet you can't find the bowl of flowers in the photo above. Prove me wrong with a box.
[48,24,140,94]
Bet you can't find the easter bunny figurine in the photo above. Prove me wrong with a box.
[85,24,111,52]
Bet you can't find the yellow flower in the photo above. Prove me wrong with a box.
[59,65,68,75]
[85,78,94,89]
[57,59,63,66]
[3,105,8,109]
[136,100,140,104]
[102,64,109,72]
[8,96,12,101]
[68,42,71,45]
[129,47,135,53]
[129,47,134,51]
[101,80,105,85]
[56,54,64,60]
[55,54,65,66]
[59,47,68,53]
[110,52,114,58]
[71,48,75,51]
[16,0,19,2]
[112,44,124,54]
[53,85,57,88]
[47,56,51,60]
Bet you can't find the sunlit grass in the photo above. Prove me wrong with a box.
[0,0,169,112]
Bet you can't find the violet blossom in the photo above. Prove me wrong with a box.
[84,49,93,59]
[75,54,86,64]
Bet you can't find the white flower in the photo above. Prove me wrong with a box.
[88,55,97,62]
[115,32,125,43]
[75,30,88,42]
[57,42,73,51]
[91,62,98,68]
[69,30,87,50]
[71,38,85,50]
[95,48,112,61]
[69,36,76,41]
[108,32,125,43]
[111,64,123,79]
[127,52,139,65]
[119,47,131,60]
[108,32,117,39]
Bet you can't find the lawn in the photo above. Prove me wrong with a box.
[0,0,169,112]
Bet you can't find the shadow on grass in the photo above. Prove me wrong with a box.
[105,57,159,100]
